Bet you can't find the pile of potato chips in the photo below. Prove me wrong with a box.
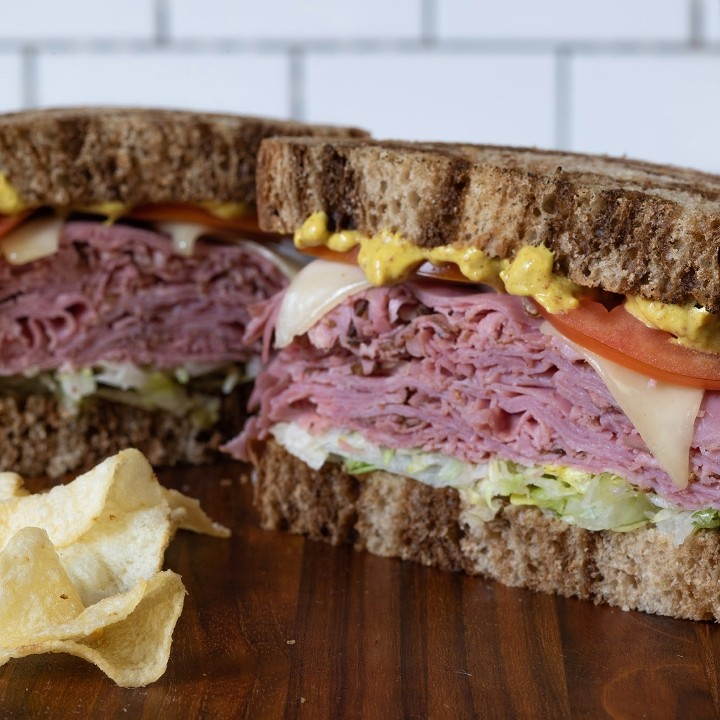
[0,448,229,687]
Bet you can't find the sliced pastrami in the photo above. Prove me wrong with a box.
[0,221,288,373]
[229,282,720,509]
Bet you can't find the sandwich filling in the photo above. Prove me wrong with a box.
[228,261,720,544]
[0,212,294,425]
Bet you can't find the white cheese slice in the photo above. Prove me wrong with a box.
[0,217,63,265]
[157,221,208,256]
[542,322,703,489]
[157,222,300,278]
[275,259,371,349]
[235,239,301,279]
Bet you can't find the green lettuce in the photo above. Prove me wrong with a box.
[343,459,378,475]
[1,362,248,430]
[271,421,720,544]
[691,508,720,529]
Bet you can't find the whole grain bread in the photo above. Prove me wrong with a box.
[0,389,246,479]
[0,108,366,210]
[257,137,720,312]
[252,439,720,622]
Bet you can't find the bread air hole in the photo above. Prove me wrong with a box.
[541,193,557,214]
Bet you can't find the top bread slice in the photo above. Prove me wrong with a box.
[257,137,720,312]
[0,108,367,211]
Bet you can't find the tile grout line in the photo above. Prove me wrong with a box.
[690,0,705,45]
[155,0,170,46]
[1,38,719,55]
[21,45,37,109]
[421,0,437,46]
[554,47,572,151]
[289,47,305,121]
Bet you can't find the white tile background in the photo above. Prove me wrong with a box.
[1,0,719,171]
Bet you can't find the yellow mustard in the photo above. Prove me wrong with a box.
[75,201,131,222]
[499,245,582,313]
[199,201,250,219]
[625,296,720,353]
[0,173,27,214]
[294,211,508,287]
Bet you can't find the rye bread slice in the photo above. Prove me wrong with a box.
[256,137,720,312]
[0,387,247,479]
[252,438,720,622]
[0,108,367,210]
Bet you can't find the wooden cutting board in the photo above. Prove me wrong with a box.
[1,460,719,719]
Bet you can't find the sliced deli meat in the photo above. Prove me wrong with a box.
[0,222,288,374]
[228,282,720,510]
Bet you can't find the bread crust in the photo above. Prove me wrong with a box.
[0,108,366,209]
[252,439,720,621]
[0,389,247,479]
[257,137,720,312]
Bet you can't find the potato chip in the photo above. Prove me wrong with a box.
[0,529,184,687]
[0,472,27,501]
[0,527,84,647]
[165,488,231,538]
[0,448,228,687]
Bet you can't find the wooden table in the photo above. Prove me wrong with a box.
[1,460,720,719]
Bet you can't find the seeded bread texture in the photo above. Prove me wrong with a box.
[252,439,720,622]
[0,390,246,479]
[0,108,366,210]
[257,137,720,312]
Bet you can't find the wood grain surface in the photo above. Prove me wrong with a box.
[1,460,720,719]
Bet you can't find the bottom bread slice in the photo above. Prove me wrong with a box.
[252,439,720,621]
[0,390,246,478]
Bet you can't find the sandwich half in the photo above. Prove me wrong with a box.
[0,108,365,477]
[227,137,720,621]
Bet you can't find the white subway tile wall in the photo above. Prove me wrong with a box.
[0,0,718,170]
[304,53,556,146]
[571,56,720,171]
[37,53,290,116]
[0,55,22,112]
[169,0,422,40]
[437,0,689,41]
[702,0,720,41]
[0,0,155,41]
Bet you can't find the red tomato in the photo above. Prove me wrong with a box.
[129,203,262,232]
[534,299,720,389]
[0,210,33,240]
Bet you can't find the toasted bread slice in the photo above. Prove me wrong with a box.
[252,438,720,622]
[0,389,247,478]
[257,137,720,311]
[0,108,366,210]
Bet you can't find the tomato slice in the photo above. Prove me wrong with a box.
[0,210,33,241]
[535,299,720,389]
[299,245,359,264]
[129,203,261,231]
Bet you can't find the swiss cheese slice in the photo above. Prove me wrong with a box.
[0,217,62,265]
[543,322,703,489]
[275,259,371,348]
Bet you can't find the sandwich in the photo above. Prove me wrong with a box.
[226,137,720,621]
[0,108,365,478]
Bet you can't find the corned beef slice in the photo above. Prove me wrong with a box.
[0,222,287,373]
[230,283,720,510]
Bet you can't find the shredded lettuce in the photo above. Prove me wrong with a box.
[270,421,720,545]
[691,508,720,529]
[343,459,378,475]
[1,362,249,430]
